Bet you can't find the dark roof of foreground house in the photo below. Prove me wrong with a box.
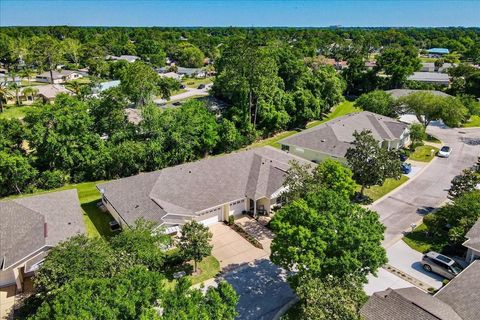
[434,260,480,320]
[98,147,310,226]
[386,89,451,99]
[462,219,480,251]
[278,111,408,158]
[361,287,462,320]
[0,190,85,270]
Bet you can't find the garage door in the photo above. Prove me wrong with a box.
[199,206,223,226]
[229,199,245,216]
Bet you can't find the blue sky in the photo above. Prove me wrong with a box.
[1,1,479,27]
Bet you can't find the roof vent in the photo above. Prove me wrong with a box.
[44,223,48,238]
[188,170,191,173]
[321,139,325,142]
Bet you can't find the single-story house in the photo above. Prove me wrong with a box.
[463,219,480,263]
[428,48,450,58]
[361,260,480,320]
[35,84,73,103]
[106,55,140,63]
[408,72,450,86]
[177,67,204,77]
[35,70,82,84]
[98,147,310,229]
[386,89,451,99]
[159,72,183,81]
[421,62,454,73]
[278,111,410,164]
[0,190,85,291]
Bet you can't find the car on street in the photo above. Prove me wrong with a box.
[422,251,463,279]
[197,84,206,89]
[401,162,412,174]
[179,84,186,89]
[400,153,408,162]
[437,146,452,158]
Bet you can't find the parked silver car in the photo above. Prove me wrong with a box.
[422,251,463,279]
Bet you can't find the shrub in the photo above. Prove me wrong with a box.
[37,170,69,189]
[228,215,235,225]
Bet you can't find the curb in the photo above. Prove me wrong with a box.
[369,156,439,208]
[272,296,300,320]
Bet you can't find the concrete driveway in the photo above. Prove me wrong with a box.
[235,216,274,254]
[0,285,15,320]
[222,259,295,320]
[209,223,268,270]
[371,125,480,247]
[364,268,413,296]
[387,241,444,290]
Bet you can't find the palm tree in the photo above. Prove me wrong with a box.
[22,86,39,102]
[68,80,83,95]
[0,84,13,113]
[20,67,35,85]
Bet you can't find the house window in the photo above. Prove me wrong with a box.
[295,147,304,153]
[281,145,290,152]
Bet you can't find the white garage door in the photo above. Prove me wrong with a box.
[199,206,223,226]
[229,199,245,216]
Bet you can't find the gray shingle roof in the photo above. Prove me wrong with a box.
[361,287,462,320]
[0,190,85,270]
[408,72,450,83]
[99,147,310,225]
[279,111,408,158]
[463,219,480,251]
[435,260,480,320]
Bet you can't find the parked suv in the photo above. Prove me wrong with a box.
[422,251,463,279]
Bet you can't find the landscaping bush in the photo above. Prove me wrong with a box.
[230,223,263,249]
[228,215,235,225]
[37,170,69,189]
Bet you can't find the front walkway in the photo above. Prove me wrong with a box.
[209,223,268,270]
[235,215,275,254]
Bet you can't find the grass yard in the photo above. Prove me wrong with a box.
[182,77,214,88]
[363,175,410,202]
[0,105,37,119]
[188,256,221,285]
[306,100,360,129]
[248,100,360,150]
[409,145,439,162]
[463,115,480,128]
[20,80,46,86]
[403,223,449,253]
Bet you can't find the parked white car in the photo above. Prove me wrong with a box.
[438,146,452,158]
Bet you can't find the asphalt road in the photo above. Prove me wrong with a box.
[371,124,480,247]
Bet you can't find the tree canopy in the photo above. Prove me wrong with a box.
[270,189,387,283]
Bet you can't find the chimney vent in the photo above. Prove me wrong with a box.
[44,223,48,238]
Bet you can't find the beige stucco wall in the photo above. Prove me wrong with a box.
[0,269,16,288]
[256,198,272,214]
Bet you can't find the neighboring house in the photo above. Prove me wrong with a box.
[35,70,82,84]
[362,260,480,320]
[0,74,21,85]
[387,89,451,99]
[106,55,140,63]
[278,111,410,163]
[0,190,85,291]
[159,72,183,81]
[421,62,454,73]
[408,72,450,86]
[98,147,310,229]
[463,219,480,263]
[177,67,204,77]
[428,48,450,58]
[35,84,73,103]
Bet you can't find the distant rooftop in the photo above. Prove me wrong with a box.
[428,48,450,54]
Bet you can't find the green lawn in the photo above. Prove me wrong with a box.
[0,105,37,119]
[20,80,46,86]
[363,175,410,202]
[409,145,439,162]
[188,256,220,285]
[463,115,480,128]
[248,100,360,150]
[306,100,360,129]
[403,223,449,253]
[182,77,214,88]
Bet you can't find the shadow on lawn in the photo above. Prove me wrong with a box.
[81,200,116,238]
